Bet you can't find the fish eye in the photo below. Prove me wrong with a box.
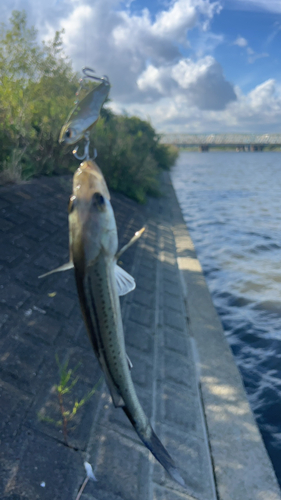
[65,128,72,139]
[68,195,77,213]
[92,193,105,210]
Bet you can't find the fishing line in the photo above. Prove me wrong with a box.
[84,19,88,67]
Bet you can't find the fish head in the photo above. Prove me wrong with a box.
[68,160,117,268]
[59,122,84,145]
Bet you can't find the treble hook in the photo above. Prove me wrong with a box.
[75,68,109,103]
[72,133,97,161]
[82,67,109,84]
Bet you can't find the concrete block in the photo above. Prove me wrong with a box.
[0,217,15,231]
[0,430,81,500]
[0,335,48,394]
[124,319,154,353]
[153,484,196,500]
[16,265,50,289]
[35,218,59,234]
[128,348,153,390]
[163,308,185,332]
[163,267,179,285]
[0,312,8,329]
[164,350,195,391]
[0,242,23,264]
[133,288,155,308]
[23,225,49,242]
[129,303,154,328]
[0,380,31,439]
[36,292,75,318]
[152,425,216,500]
[10,233,37,251]
[58,314,89,349]
[162,276,181,295]
[161,251,177,267]
[34,252,61,271]
[87,426,150,500]
[135,273,156,292]
[163,292,183,313]
[14,310,61,345]
[0,283,30,309]
[0,199,9,209]
[159,382,202,435]
[46,211,68,227]
[140,255,157,271]
[164,328,188,355]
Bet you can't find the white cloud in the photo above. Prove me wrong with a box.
[125,78,281,133]
[233,35,269,65]
[248,79,277,109]
[136,56,237,110]
[46,0,229,109]
[234,36,248,47]
[173,57,237,109]
[231,0,281,13]
[265,22,281,46]
[2,0,281,133]
[151,0,197,41]
[247,50,269,64]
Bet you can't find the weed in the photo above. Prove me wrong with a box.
[38,354,102,446]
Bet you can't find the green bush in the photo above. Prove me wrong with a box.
[0,10,179,202]
[0,10,79,182]
[92,113,178,202]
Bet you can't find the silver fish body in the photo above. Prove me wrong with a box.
[69,160,185,487]
[59,78,110,145]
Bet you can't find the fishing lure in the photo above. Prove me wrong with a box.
[59,68,110,161]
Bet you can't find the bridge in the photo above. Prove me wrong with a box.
[160,134,281,151]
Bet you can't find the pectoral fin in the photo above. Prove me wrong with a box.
[115,265,135,296]
[115,227,145,260]
[38,261,74,279]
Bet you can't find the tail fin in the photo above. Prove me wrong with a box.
[123,407,185,488]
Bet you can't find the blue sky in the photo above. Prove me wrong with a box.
[208,5,281,92]
[3,0,281,133]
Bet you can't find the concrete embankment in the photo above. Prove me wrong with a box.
[0,172,280,500]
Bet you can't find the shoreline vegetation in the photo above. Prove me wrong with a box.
[176,146,281,152]
[0,11,178,203]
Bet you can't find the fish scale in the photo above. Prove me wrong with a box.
[83,254,144,412]
[78,252,184,486]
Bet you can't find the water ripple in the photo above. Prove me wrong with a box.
[172,151,281,485]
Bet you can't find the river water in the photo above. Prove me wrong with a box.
[171,151,281,485]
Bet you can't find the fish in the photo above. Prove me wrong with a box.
[59,78,110,146]
[40,159,185,488]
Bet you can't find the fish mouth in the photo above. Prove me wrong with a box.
[58,131,66,145]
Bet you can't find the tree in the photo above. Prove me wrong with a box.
[0,11,78,181]
[0,10,178,202]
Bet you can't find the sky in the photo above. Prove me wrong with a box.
[3,0,281,133]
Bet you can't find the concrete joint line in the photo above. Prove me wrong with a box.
[147,222,163,500]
